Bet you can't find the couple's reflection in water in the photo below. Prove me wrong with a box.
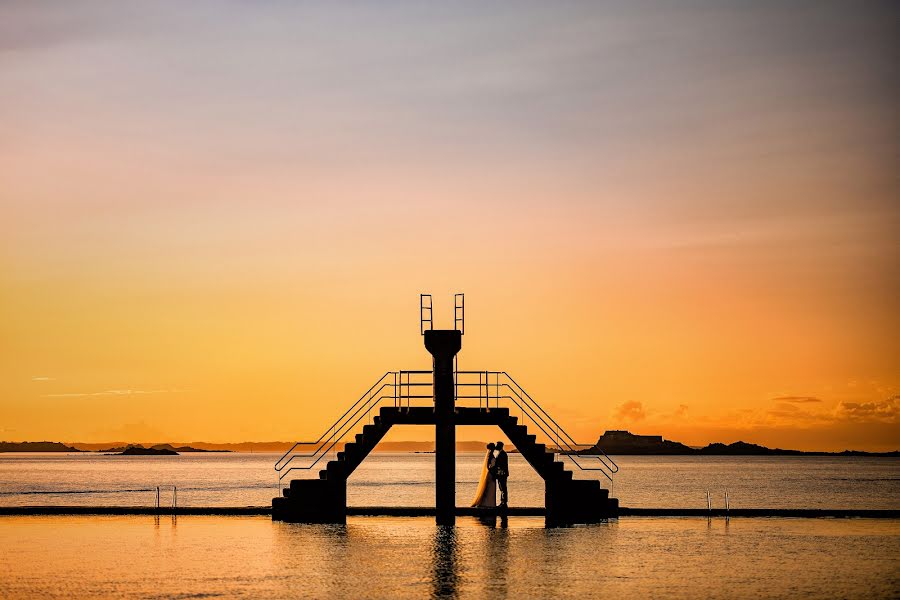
[431,515,509,599]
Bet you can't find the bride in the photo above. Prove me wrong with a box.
[470,443,497,507]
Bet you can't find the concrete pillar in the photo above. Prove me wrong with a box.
[424,330,461,526]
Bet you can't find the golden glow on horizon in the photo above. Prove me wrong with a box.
[0,3,897,451]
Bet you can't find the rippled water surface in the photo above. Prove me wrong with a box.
[1,515,898,599]
[0,452,898,509]
[2,454,898,598]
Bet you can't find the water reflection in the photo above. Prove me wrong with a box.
[431,526,458,599]
[0,516,893,598]
[485,524,510,597]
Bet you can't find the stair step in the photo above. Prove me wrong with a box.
[282,488,291,498]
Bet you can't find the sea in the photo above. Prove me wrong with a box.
[1,452,898,598]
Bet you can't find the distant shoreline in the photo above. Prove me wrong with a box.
[0,442,231,454]
[573,431,900,457]
[1,439,897,456]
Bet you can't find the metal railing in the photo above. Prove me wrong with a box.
[274,369,618,487]
[454,371,619,481]
[274,371,431,487]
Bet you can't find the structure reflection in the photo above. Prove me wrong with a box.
[431,526,459,599]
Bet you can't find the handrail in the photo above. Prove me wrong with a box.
[455,371,619,479]
[274,368,618,485]
[279,393,399,482]
[501,372,618,473]
[276,383,394,476]
[274,372,393,471]
[275,370,435,484]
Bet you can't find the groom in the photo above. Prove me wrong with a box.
[492,441,509,508]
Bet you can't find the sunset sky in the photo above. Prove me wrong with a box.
[1,2,898,451]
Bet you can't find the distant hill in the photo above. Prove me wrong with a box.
[116,445,178,456]
[70,441,492,452]
[12,434,894,456]
[579,431,900,456]
[0,441,82,453]
[97,444,230,453]
[582,431,695,454]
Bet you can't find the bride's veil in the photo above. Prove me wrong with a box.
[470,449,492,506]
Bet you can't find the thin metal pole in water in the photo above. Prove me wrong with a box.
[725,488,729,519]
[156,486,160,511]
[173,486,177,510]
[706,490,711,515]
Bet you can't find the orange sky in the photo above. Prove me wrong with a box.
[1,2,898,451]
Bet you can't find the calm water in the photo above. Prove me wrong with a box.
[1,453,899,598]
[0,515,898,599]
[0,452,898,509]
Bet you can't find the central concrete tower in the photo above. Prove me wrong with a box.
[424,329,461,525]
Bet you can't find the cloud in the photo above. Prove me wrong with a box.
[834,396,898,424]
[674,404,688,417]
[615,401,646,422]
[31,376,55,381]
[772,396,822,403]
[42,389,184,398]
[766,403,831,423]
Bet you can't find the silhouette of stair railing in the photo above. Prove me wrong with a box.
[274,369,618,489]
[453,371,619,481]
[274,371,433,488]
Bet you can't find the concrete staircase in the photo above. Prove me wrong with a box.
[272,406,618,524]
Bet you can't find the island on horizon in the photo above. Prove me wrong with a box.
[573,430,900,457]
[2,434,897,456]
[0,442,230,454]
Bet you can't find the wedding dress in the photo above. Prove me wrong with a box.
[470,449,497,507]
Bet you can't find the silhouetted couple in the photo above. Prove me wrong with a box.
[470,442,508,509]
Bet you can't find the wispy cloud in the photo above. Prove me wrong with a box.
[31,376,55,381]
[772,396,822,403]
[42,389,185,398]
[614,400,646,422]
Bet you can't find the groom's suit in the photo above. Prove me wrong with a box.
[494,449,509,507]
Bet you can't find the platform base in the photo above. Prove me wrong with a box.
[273,479,347,523]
